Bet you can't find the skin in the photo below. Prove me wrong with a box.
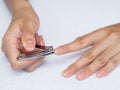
[1,0,120,81]
[1,0,44,72]
[55,23,120,80]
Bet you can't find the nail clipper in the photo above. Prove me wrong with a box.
[17,45,54,60]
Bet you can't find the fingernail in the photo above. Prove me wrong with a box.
[54,49,59,55]
[62,70,72,78]
[39,35,45,45]
[77,72,87,80]
[55,48,63,55]
[96,72,104,78]
[24,41,35,51]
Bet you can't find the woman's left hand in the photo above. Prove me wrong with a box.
[55,23,120,80]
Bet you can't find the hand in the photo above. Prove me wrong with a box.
[55,23,120,80]
[1,6,44,72]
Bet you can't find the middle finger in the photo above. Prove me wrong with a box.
[76,43,120,80]
[62,38,112,78]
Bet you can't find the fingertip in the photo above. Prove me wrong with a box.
[96,73,104,78]
[55,41,79,55]
[24,58,44,72]
[54,47,63,55]
[38,35,45,45]
[96,71,106,78]
[22,32,36,51]
[76,70,91,80]
[76,75,83,80]
[25,67,35,72]
[55,44,71,55]
[62,70,72,78]
[22,40,35,51]
[11,63,21,71]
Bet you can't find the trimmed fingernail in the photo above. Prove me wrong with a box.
[24,41,35,51]
[77,72,87,80]
[39,35,45,45]
[55,48,63,55]
[62,70,72,78]
[96,71,104,78]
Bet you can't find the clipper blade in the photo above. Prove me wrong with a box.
[17,45,54,60]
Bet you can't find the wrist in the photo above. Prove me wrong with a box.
[5,0,32,15]
[13,0,32,14]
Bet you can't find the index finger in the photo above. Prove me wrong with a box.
[55,30,103,55]
[6,38,38,70]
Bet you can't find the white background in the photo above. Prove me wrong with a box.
[0,0,120,90]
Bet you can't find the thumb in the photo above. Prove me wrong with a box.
[21,30,36,51]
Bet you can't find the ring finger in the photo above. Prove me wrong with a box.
[76,43,120,80]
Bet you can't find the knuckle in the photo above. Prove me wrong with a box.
[33,20,39,28]
[60,45,68,51]
[2,35,10,44]
[1,45,4,52]
[1,37,9,52]
[111,59,119,66]
[2,36,6,44]
[70,63,80,71]
[73,38,85,48]
[73,36,91,50]
[109,31,119,40]
[96,56,107,66]
[74,37,81,42]
[83,67,92,74]
[74,37,85,45]
[84,51,95,61]
[26,20,39,30]
[11,63,21,71]
[25,68,35,72]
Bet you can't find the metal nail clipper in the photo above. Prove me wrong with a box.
[17,45,54,60]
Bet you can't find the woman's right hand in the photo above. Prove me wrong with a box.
[1,0,45,72]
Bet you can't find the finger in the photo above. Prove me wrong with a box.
[76,43,120,80]
[55,29,107,55]
[21,22,39,51]
[24,57,44,72]
[21,31,36,51]
[62,38,112,78]
[24,35,45,72]
[36,35,45,46]
[96,53,120,78]
[5,38,39,71]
